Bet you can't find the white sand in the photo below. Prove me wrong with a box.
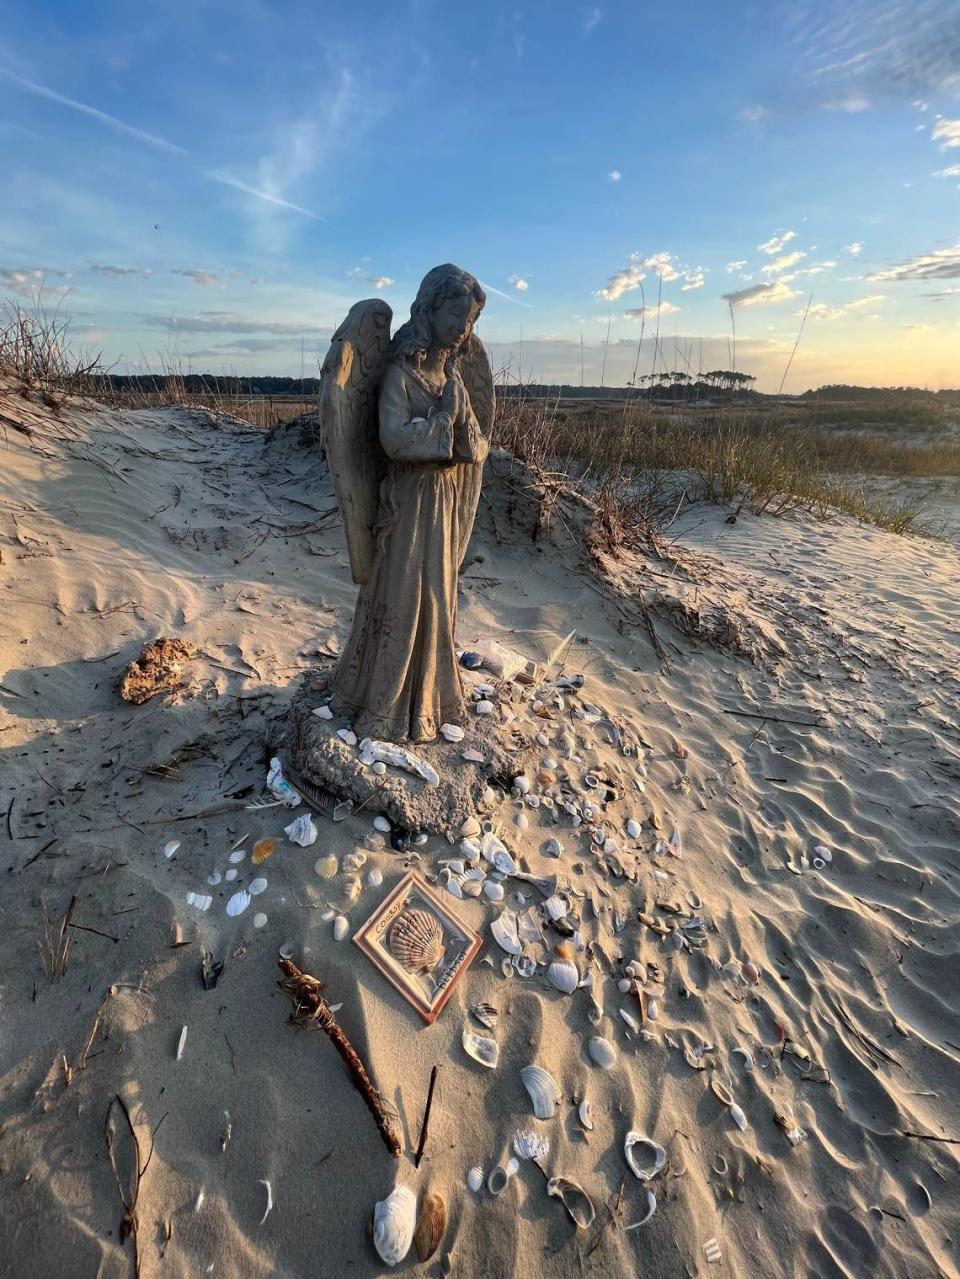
[1,379,958,1278]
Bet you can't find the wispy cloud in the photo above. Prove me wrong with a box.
[366,276,394,289]
[757,230,796,256]
[844,241,864,256]
[583,7,602,34]
[822,93,871,113]
[143,312,330,335]
[90,264,152,280]
[624,301,679,320]
[932,118,960,150]
[726,259,748,272]
[933,164,960,177]
[173,268,221,287]
[845,293,886,308]
[804,303,845,320]
[868,243,960,282]
[761,250,806,274]
[722,280,799,307]
[478,280,534,307]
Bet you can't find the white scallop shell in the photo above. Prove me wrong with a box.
[248,877,267,896]
[588,1036,616,1069]
[333,915,349,941]
[314,854,338,879]
[466,1167,484,1193]
[475,700,495,716]
[226,890,251,917]
[372,1184,416,1267]
[463,1028,499,1070]
[366,867,384,888]
[624,1132,666,1180]
[461,878,484,899]
[207,872,222,886]
[513,1129,549,1161]
[520,1065,561,1119]
[547,960,579,995]
[441,723,465,742]
[344,877,362,903]
[229,849,246,864]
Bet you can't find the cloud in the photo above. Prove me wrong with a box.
[934,164,960,177]
[868,243,960,282]
[804,303,846,320]
[844,242,863,256]
[142,312,330,335]
[901,323,931,331]
[478,280,534,307]
[679,268,705,291]
[726,259,748,273]
[921,286,960,299]
[722,280,800,307]
[845,293,886,308]
[624,301,680,320]
[0,266,71,296]
[90,264,152,280]
[366,276,394,289]
[608,169,621,182]
[173,268,221,287]
[822,93,871,112]
[642,252,679,281]
[597,258,646,301]
[205,171,322,220]
[793,259,838,276]
[507,274,529,291]
[757,230,797,256]
[932,118,960,150]
[761,250,807,274]
[739,104,769,122]
[583,7,602,34]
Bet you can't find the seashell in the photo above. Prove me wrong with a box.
[578,1099,594,1131]
[440,722,465,742]
[625,1189,657,1231]
[312,704,334,720]
[364,833,386,852]
[229,849,246,864]
[461,878,484,899]
[284,814,318,847]
[460,816,481,840]
[543,894,568,921]
[514,955,537,978]
[248,877,267,896]
[372,761,387,776]
[462,748,485,763]
[491,910,522,956]
[414,1191,446,1263]
[278,942,294,960]
[547,960,579,995]
[520,1065,561,1119]
[252,837,277,865]
[486,1163,514,1197]
[475,700,495,716]
[513,774,532,796]
[253,912,267,928]
[525,794,541,810]
[186,891,212,912]
[314,854,338,879]
[728,1104,748,1131]
[731,1046,754,1071]
[343,851,367,873]
[333,801,353,822]
[466,1167,484,1193]
[710,1079,734,1107]
[740,961,760,985]
[588,1036,616,1069]
[225,868,238,882]
[543,838,564,859]
[624,1133,666,1181]
[333,915,349,941]
[344,877,362,903]
[366,867,384,889]
[463,1028,499,1069]
[389,909,445,974]
[619,1008,641,1034]
[471,1001,498,1029]
[337,727,358,746]
[374,816,392,833]
[372,1184,416,1267]
[646,997,659,1021]
[226,890,251,917]
[813,844,832,862]
[207,872,222,886]
[483,880,505,902]
[413,832,429,846]
[514,811,529,830]
[163,840,180,859]
[513,1129,549,1162]
[704,1237,722,1265]
[359,738,440,786]
[321,908,335,921]
[625,818,642,839]
[547,1177,596,1230]
[444,877,464,900]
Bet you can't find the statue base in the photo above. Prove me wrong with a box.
[286,671,532,837]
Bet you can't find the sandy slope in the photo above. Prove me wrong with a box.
[1,381,958,1279]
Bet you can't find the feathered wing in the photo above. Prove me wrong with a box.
[456,332,495,567]
[319,299,393,585]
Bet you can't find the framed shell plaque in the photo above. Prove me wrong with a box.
[353,871,482,1023]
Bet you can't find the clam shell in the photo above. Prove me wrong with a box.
[520,1065,561,1119]
[248,877,267,896]
[513,1129,549,1162]
[491,910,522,956]
[372,1184,416,1267]
[389,909,445,974]
[252,837,277,865]
[547,1177,596,1230]
[366,867,384,889]
[333,915,349,941]
[466,1167,484,1193]
[547,959,579,995]
[624,1132,666,1181]
[414,1191,446,1263]
[728,1103,748,1131]
[710,1079,734,1108]
[588,1036,616,1069]
[226,890,251,917]
[373,816,392,833]
[463,1028,499,1070]
[314,854,338,879]
[483,881,505,902]
[625,818,642,839]
[486,1158,519,1197]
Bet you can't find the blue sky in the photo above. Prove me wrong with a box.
[1,0,958,390]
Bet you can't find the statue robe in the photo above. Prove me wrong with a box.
[332,359,489,743]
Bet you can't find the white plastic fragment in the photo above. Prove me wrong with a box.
[266,757,301,807]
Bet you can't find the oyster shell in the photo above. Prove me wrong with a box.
[588,1036,616,1069]
[372,1184,416,1267]
[624,1132,666,1181]
[284,813,317,847]
[462,1028,499,1070]
[547,960,579,995]
[547,1177,596,1230]
[414,1191,446,1263]
[520,1065,561,1119]
[388,909,445,974]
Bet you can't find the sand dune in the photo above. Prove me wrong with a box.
[1,380,958,1278]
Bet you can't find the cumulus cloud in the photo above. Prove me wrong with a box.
[726,259,748,272]
[868,243,960,282]
[680,268,705,290]
[643,252,679,281]
[624,301,680,320]
[366,276,394,289]
[761,250,807,274]
[608,169,621,181]
[792,259,838,276]
[90,264,152,279]
[932,118,960,150]
[758,230,797,256]
[596,258,645,301]
[143,312,330,335]
[506,274,529,291]
[1,266,72,296]
[173,268,220,287]
[739,104,769,122]
[722,280,799,307]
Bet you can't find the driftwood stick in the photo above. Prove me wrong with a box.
[722,708,820,727]
[414,1064,441,1168]
[277,958,401,1157]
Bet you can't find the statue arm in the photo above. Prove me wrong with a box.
[452,391,490,464]
[379,363,453,463]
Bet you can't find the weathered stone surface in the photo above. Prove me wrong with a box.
[287,672,532,836]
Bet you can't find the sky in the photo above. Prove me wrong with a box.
[1,0,959,392]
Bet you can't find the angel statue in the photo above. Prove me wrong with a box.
[320,264,494,744]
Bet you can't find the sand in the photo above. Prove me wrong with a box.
[1,378,958,1278]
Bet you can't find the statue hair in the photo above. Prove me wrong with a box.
[391,264,486,366]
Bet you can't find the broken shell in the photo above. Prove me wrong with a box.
[466,1167,484,1194]
[588,1036,617,1070]
[333,915,349,941]
[625,818,642,839]
[278,942,294,961]
[344,877,362,903]
[514,811,529,831]
[284,814,318,847]
[226,890,251,918]
[163,840,180,859]
[619,1008,641,1035]
[547,1177,596,1230]
[544,838,564,858]
[342,851,367,873]
[314,854,338,879]
[462,748,485,763]
[625,1189,657,1231]
[372,1185,416,1267]
[313,704,334,720]
[333,801,353,821]
[728,1103,748,1131]
[813,844,833,863]
[366,867,384,889]
[460,816,481,839]
[513,1129,549,1162]
[520,1065,561,1119]
[578,1099,594,1131]
[542,894,568,921]
[414,1191,446,1263]
[225,868,238,882]
[483,881,505,902]
[475,700,495,716]
[513,774,532,795]
[486,1160,519,1197]
[731,1047,754,1071]
[337,727,358,746]
[471,1001,498,1029]
[547,960,579,995]
[364,833,386,852]
[710,1079,735,1108]
[491,911,522,956]
[463,1028,500,1070]
[624,1133,666,1181]
[248,877,267,896]
[389,909,445,974]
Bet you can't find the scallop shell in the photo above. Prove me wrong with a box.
[366,867,384,889]
[513,1129,549,1162]
[624,1132,666,1181]
[388,909,445,974]
[441,723,465,742]
[372,1184,416,1267]
[466,1167,484,1193]
[520,1065,561,1119]
[414,1191,446,1263]
[547,1177,596,1230]
[314,854,338,879]
[186,891,213,912]
[588,1036,617,1069]
[252,837,277,865]
[226,890,251,917]
[547,960,579,995]
[463,1028,499,1070]
[344,877,362,903]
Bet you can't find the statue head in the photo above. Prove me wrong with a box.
[391,264,486,365]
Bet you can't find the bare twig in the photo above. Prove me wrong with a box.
[104,1095,167,1279]
[414,1065,441,1168]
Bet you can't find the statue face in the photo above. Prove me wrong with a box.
[432,291,480,349]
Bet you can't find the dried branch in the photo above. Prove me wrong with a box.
[414,1064,441,1168]
[104,1095,166,1279]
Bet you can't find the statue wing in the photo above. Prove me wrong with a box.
[319,299,393,585]
[456,332,495,567]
